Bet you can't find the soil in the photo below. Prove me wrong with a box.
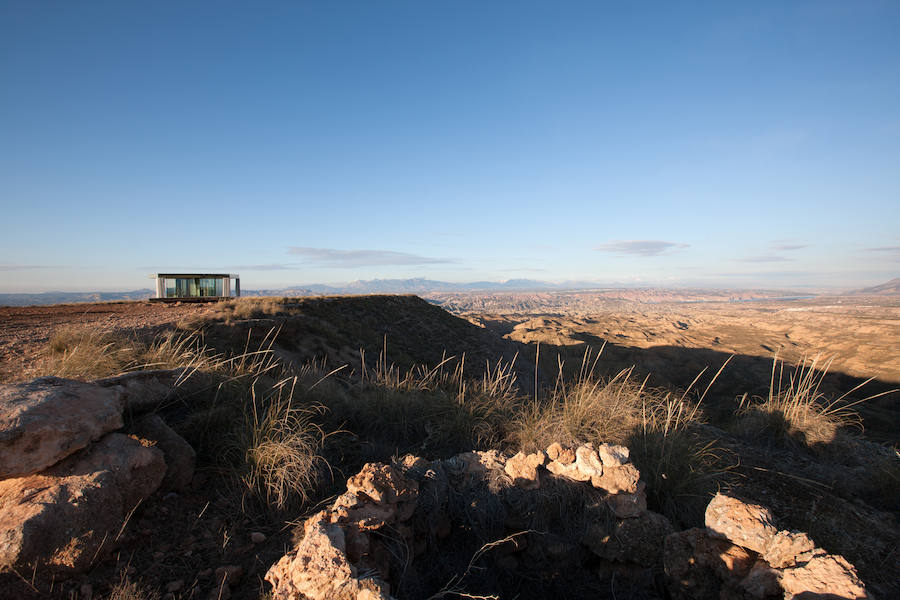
[0,302,218,382]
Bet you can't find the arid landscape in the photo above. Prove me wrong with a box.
[1,292,898,599]
[5,3,899,599]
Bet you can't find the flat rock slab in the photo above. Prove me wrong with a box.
[0,377,124,479]
[0,432,165,573]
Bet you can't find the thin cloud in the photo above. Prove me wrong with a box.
[772,243,807,251]
[0,264,53,271]
[736,255,791,263]
[594,240,689,257]
[231,264,297,271]
[288,247,453,268]
[867,246,900,252]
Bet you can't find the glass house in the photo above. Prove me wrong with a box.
[150,274,240,301]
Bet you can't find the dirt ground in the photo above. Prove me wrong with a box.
[0,302,217,382]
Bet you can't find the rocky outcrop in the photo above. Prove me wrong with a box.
[266,463,416,600]
[267,442,669,600]
[0,433,165,573]
[665,493,869,599]
[0,374,191,576]
[0,377,124,478]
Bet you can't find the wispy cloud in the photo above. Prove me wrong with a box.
[594,240,689,257]
[772,243,807,251]
[0,264,53,271]
[867,246,900,253]
[231,263,297,271]
[736,255,792,263]
[288,247,453,268]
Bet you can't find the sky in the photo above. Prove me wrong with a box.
[1,1,899,293]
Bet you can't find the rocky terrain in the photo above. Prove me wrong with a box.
[0,295,897,599]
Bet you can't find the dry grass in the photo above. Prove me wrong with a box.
[509,349,733,526]
[41,326,140,380]
[202,296,296,324]
[734,354,894,449]
[320,350,521,461]
[107,574,160,600]
[242,376,329,511]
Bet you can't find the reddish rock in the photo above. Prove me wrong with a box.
[504,451,545,490]
[590,463,640,494]
[597,443,630,467]
[605,481,648,518]
[779,552,868,599]
[762,530,817,569]
[0,433,165,573]
[0,377,123,479]
[705,493,777,554]
[546,442,575,464]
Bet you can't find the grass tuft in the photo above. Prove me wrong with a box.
[734,354,893,450]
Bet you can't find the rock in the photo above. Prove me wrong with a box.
[130,413,196,491]
[574,444,604,478]
[266,512,392,600]
[546,459,587,481]
[779,552,868,599]
[546,442,575,464]
[504,451,545,490]
[597,443,630,467]
[605,481,648,518]
[344,463,417,506]
[545,444,603,482]
[251,531,266,544]
[664,528,755,599]
[667,495,869,600]
[590,463,640,494]
[705,493,777,554]
[0,377,124,479]
[763,530,816,569]
[95,368,186,414]
[166,579,185,593]
[585,510,674,566]
[0,433,165,573]
[739,560,781,599]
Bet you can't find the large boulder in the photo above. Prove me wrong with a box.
[0,433,165,573]
[0,377,124,479]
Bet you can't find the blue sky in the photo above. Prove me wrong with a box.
[1,1,898,292]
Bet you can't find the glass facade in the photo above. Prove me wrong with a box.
[163,277,224,298]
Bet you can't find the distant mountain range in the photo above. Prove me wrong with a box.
[2,276,896,306]
[0,290,154,307]
[849,277,900,295]
[249,277,605,297]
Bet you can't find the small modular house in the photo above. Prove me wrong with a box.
[150,273,240,301]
